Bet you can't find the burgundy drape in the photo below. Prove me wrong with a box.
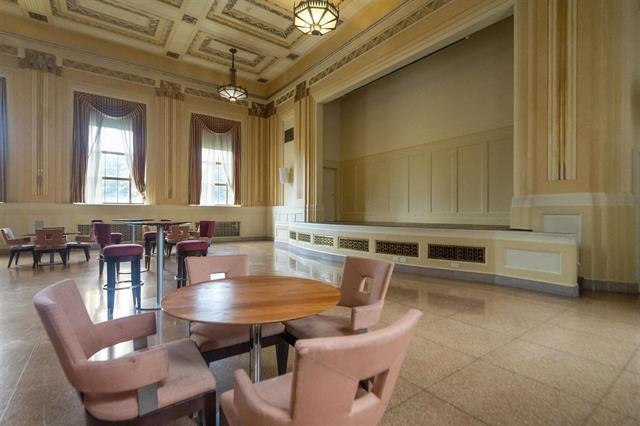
[0,78,7,202]
[188,113,241,205]
[70,91,146,203]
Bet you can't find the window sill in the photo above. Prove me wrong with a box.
[189,204,242,208]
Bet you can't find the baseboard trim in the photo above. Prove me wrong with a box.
[274,241,579,298]
[580,278,639,294]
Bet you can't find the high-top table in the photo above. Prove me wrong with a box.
[124,220,189,310]
[161,275,340,382]
[112,218,153,243]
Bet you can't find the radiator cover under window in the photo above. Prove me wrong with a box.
[428,244,485,263]
[338,237,369,252]
[375,240,419,257]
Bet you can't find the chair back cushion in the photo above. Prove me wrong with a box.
[32,280,101,389]
[288,310,421,425]
[169,225,190,241]
[35,228,66,247]
[0,227,14,244]
[185,254,249,285]
[198,221,215,238]
[338,257,394,308]
[93,223,112,246]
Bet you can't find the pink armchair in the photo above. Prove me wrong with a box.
[284,256,394,341]
[33,279,216,425]
[0,227,34,268]
[184,255,289,373]
[221,309,422,425]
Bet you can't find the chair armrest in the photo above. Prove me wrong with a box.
[233,370,292,424]
[189,231,199,238]
[94,312,157,350]
[74,348,168,394]
[7,237,31,245]
[351,300,384,331]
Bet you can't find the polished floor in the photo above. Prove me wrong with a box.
[1,241,639,425]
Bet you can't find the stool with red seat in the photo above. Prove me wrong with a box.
[143,230,156,270]
[94,223,122,275]
[175,240,208,288]
[103,243,144,317]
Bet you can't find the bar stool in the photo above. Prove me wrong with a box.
[175,240,208,288]
[94,223,121,275]
[103,244,144,318]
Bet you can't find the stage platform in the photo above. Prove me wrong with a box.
[273,221,578,297]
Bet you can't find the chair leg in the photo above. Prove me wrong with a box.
[106,261,116,319]
[276,340,289,375]
[203,391,216,426]
[177,254,184,289]
[7,250,15,268]
[31,251,37,268]
[59,250,67,266]
[15,251,20,265]
[83,247,90,261]
[99,255,104,275]
[132,257,141,310]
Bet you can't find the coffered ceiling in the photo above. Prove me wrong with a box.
[0,0,373,84]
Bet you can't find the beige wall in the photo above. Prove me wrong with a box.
[324,17,514,225]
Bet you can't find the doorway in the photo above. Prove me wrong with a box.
[323,167,337,222]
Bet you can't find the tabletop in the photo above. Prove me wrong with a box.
[161,275,341,325]
[112,218,154,222]
[122,220,190,226]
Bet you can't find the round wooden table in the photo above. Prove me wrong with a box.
[127,220,190,309]
[162,275,341,382]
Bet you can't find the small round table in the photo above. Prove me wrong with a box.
[126,220,190,310]
[161,275,341,382]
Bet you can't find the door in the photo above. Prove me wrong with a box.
[323,167,337,222]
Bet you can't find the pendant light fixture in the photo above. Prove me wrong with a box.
[294,0,339,35]
[217,48,247,103]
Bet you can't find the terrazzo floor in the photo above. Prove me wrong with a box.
[1,241,639,425]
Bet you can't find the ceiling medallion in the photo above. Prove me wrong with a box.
[293,0,338,35]
[217,48,247,103]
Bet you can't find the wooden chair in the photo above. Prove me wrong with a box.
[34,228,68,267]
[165,225,190,258]
[0,227,35,268]
[33,279,216,425]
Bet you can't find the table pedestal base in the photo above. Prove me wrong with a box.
[250,324,262,383]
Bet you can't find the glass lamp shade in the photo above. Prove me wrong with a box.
[217,84,247,103]
[294,0,338,35]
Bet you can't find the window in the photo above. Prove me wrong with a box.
[200,130,234,205]
[85,114,143,204]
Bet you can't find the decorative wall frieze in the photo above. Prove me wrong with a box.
[183,87,249,106]
[274,89,294,106]
[155,80,184,100]
[18,49,62,75]
[159,0,183,8]
[0,43,18,57]
[308,0,452,87]
[249,101,275,118]
[294,81,307,102]
[62,59,156,86]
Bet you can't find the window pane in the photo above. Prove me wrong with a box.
[103,154,117,177]
[117,180,130,203]
[214,185,227,204]
[131,187,143,204]
[103,179,117,203]
[116,156,129,179]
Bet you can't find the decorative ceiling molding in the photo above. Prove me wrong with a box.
[62,58,156,86]
[248,100,275,117]
[308,0,452,87]
[0,43,18,56]
[158,0,183,8]
[155,80,184,100]
[274,89,294,106]
[50,0,174,46]
[294,80,307,102]
[18,49,62,75]
[199,35,265,68]
[184,87,249,106]
[218,0,296,39]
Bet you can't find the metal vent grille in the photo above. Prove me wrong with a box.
[338,237,369,252]
[290,231,297,240]
[28,12,48,22]
[298,233,311,243]
[375,240,419,257]
[166,51,180,59]
[284,127,294,143]
[428,244,485,263]
[214,221,240,237]
[313,235,334,246]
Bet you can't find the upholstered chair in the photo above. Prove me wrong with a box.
[1,227,34,268]
[189,221,216,246]
[184,255,289,373]
[284,256,394,341]
[221,309,422,426]
[34,228,68,267]
[94,223,122,275]
[33,279,216,425]
[165,225,190,258]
